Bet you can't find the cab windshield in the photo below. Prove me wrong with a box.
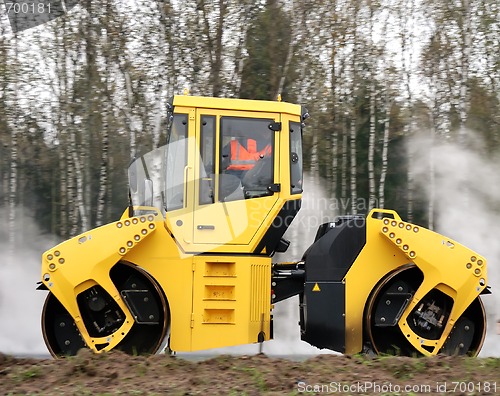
[127,145,166,215]
[127,113,188,215]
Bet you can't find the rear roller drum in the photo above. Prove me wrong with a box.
[365,265,486,356]
[41,293,86,357]
[41,263,169,357]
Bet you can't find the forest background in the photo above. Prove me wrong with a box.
[0,0,499,354]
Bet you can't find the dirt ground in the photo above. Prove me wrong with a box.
[1,349,499,395]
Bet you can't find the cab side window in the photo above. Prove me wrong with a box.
[219,117,274,200]
[199,116,216,205]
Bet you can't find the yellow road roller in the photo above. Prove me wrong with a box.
[38,95,490,357]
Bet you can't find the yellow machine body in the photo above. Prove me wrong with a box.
[344,210,487,356]
[39,95,489,357]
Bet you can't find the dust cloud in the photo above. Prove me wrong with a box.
[0,207,56,356]
[411,131,500,357]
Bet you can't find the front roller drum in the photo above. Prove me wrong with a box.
[41,263,169,357]
[365,265,487,356]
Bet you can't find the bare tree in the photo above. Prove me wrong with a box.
[8,34,20,262]
[377,86,392,210]
[367,0,379,210]
[396,0,418,222]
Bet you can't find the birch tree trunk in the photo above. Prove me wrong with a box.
[121,65,137,158]
[398,0,416,222]
[480,0,500,128]
[199,0,226,97]
[157,0,177,97]
[458,0,472,144]
[96,117,109,227]
[276,0,298,100]
[329,0,340,197]
[229,2,259,95]
[367,1,377,211]
[341,121,348,203]
[331,117,338,196]
[427,107,437,230]
[378,86,391,210]
[0,24,10,213]
[152,0,173,146]
[368,82,377,210]
[349,40,358,215]
[349,116,357,214]
[376,4,392,212]
[8,39,19,263]
[69,124,87,236]
[58,116,68,238]
[96,28,110,226]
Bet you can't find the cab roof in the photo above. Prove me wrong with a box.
[172,95,302,116]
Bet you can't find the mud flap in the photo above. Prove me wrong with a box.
[301,281,345,353]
